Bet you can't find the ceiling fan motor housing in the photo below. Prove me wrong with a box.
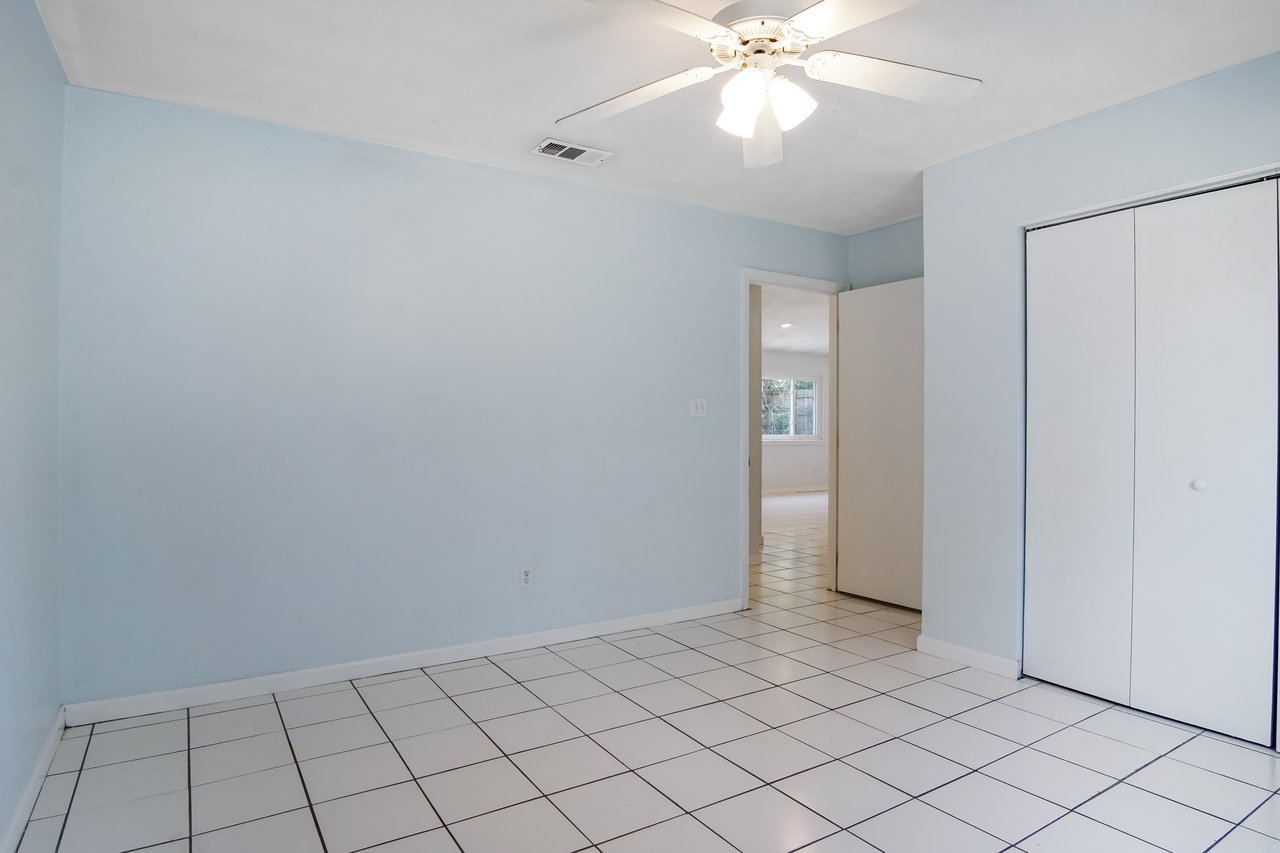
[710,20,806,69]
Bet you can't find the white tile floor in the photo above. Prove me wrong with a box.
[17,492,1280,852]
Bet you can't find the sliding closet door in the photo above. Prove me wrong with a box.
[1025,209,1136,704]
[1131,181,1278,744]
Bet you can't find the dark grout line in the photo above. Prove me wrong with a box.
[271,693,330,853]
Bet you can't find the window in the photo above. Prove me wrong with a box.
[762,377,819,439]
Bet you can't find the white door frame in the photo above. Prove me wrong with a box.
[739,268,846,610]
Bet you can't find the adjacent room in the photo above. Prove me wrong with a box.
[5,0,1280,850]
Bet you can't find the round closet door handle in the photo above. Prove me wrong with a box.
[1190,479,1207,491]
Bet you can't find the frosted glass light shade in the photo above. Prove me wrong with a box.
[716,68,768,138]
[769,76,817,131]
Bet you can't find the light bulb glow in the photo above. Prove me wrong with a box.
[716,68,768,138]
[768,76,817,132]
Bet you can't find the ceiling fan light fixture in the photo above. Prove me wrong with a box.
[768,75,817,131]
[716,68,768,138]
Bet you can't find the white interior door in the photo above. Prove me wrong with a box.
[1130,180,1279,744]
[1024,209,1136,704]
[836,278,923,609]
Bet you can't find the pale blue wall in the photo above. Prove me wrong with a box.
[0,0,65,831]
[847,217,924,288]
[922,51,1280,662]
[58,89,849,702]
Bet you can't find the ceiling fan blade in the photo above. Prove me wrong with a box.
[743,101,784,169]
[784,0,921,44]
[556,66,724,127]
[580,0,736,42]
[804,50,981,105]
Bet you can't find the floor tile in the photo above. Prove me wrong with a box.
[622,678,717,715]
[592,718,701,769]
[16,816,64,853]
[94,709,187,734]
[398,723,503,777]
[709,618,779,639]
[554,692,653,734]
[586,659,671,690]
[449,798,589,853]
[480,706,583,752]
[786,645,869,673]
[1216,828,1280,852]
[454,683,547,721]
[1080,783,1234,853]
[851,800,1005,853]
[286,714,387,762]
[29,772,77,819]
[377,698,471,740]
[844,739,968,795]
[681,667,774,700]
[737,655,825,685]
[835,661,924,692]
[1170,735,1280,790]
[703,639,778,665]
[981,747,1116,808]
[359,674,447,710]
[275,681,351,701]
[664,625,739,648]
[191,729,295,786]
[550,773,681,843]
[607,633,687,658]
[694,786,838,853]
[59,790,188,853]
[790,622,859,644]
[1127,756,1270,822]
[192,764,306,832]
[298,742,410,803]
[797,831,881,851]
[493,652,580,682]
[599,814,735,852]
[647,648,723,677]
[664,702,769,746]
[713,729,829,782]
[889,680,988,716]
[417,757,540,822]
[955,701,1064,746]
[352,668,422,688]
[838,695,942,736]
[902,720,1020,768]
[73,750,188,811]
[781,711,892,758]
[637,749,761,811]
[555,643,636,669]
[745,629,823,654]
[84,720,188,767]
[189,694,275,717]
[781,674,875,710]
[511,736,627,793]
[189,705,281,748]
[1076,708,1196,753]
[278,689,369,728]
[430,663,516,697]
[313,781,441,853]
[47,736,89,774]
[1019,813,1163,852]
[936,668,1029,699]
[728,686,826,727]
[831,636,912,660]
[775,760,910,827]
[1244,794,1280,840]
[370,827,461,851]
[998,684,1109,725]
[523,672,610,707]
[829,614,898,635]
[922,772,1066,843]
[193,808,322,853]
[1033,726,1157,778]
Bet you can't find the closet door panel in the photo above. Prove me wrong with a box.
[1025,209,1136,703]
[1132,180,1278,744]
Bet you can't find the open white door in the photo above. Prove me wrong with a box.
[835,278,924,609]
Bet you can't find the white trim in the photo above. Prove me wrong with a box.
[3,707,65,853]
[740,268,846,295]
[916,634,1022,680]
[64,598,741,726]
[1024,162,1280,230]
[763,487,828,495]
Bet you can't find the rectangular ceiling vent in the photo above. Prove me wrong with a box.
[531,138,613,167]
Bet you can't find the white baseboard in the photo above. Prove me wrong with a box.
[762,487,828,496]
[65,598,742,726]
[3,707,64,853]
[916,634,1022,680]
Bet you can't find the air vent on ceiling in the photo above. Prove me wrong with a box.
[532,138,613,167]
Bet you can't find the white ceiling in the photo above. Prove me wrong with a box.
[35,0,1280,235]
[762,284,829,354]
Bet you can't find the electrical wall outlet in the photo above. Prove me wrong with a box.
[519,565,534,588]
[690,397,708,417]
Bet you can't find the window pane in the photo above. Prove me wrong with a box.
[762,379,791,435]
[793,380,816,436]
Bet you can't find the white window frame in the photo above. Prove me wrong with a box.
[761,374,823,442]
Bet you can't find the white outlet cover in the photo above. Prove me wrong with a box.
[690,397,708,417]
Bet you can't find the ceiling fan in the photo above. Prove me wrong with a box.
[557,0,981,168]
